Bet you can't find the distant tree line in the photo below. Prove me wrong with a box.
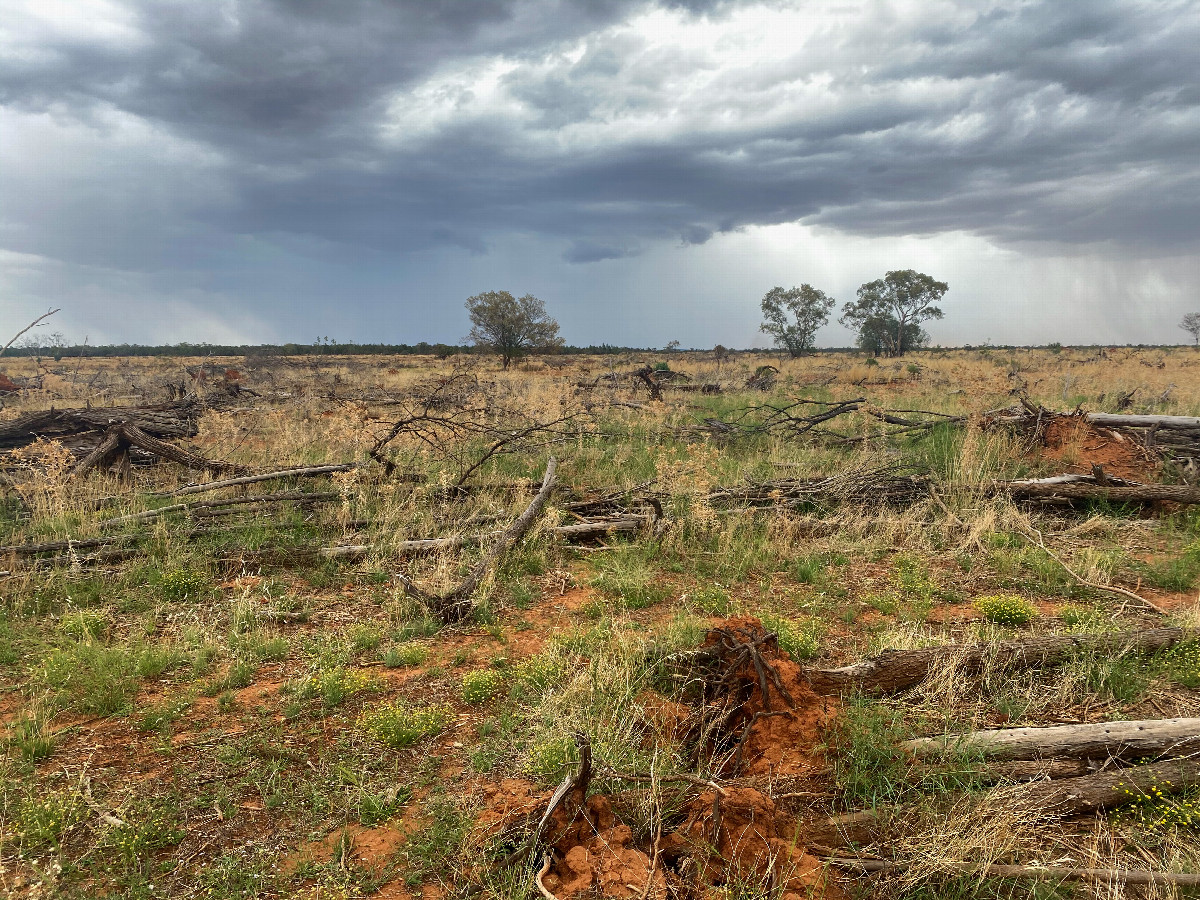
[2,340,654,359]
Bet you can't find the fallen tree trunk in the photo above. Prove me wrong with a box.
[160,462,358,497]
[1002,481,1200,504]
[1084,413,1200,430]
[824,857,1200,887]
[98,490,340,529]
[321,515,648,560]
[803,628,1193,696]
[70,421,246,478]
[1005,756,1200,817]
[904,718,1200,761]
[0,535,132,556]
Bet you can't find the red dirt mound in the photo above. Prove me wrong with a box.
[700,617,836,777]
[662,786,835,898]
[1036,416,1158,482]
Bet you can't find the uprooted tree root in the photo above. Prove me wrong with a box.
[472,620,843,900]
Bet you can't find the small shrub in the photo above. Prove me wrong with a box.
[349,624,385,655]
[15,789,85,847]
[1161,641,1200,689]
[288,667,372,708]
[59,608,110,642]
[103,799,185,864]
[974,593,1038,627]
[691,584,733,615]
[509,651,569,700]
[157,568,209,602]
[359,702,453,748]
[462,669,503,705]
[760,614,821,661]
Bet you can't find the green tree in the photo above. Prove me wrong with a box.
[856,315,927,356]
[1181,312,1200,346]
[839,270,947,357]
[759,284,835,357]
[465,291,563,369]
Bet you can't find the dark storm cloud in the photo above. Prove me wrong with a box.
[1,0,1197,337]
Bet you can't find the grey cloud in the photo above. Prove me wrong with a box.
[2,0,1199,346]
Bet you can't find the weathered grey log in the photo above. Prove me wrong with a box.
[320,515,646,560]
[1084,413,1200,429]
[98,490,340,528]
[1004,756,1200,816]
[1003,482,1200,503]
[824,857,1200,886]
[161,462,359,497]
[803,628,1193,696]
[904,718,1200,761]
[0,535,131,556]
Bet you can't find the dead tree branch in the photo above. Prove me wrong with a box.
[400,457,557,623]
[2,308,60,356]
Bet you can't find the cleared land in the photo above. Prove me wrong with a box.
[1,346,1200,899]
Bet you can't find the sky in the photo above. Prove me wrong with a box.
[2,0,1199,350]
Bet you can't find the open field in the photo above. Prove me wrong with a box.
[2,346,1200,899]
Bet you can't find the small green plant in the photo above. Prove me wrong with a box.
[40,643,139,715]
[383,642,428,668]
[15,789,85,847]
[461,669,503,705]
[205,659,256,696]
[103,798,185,866]
[1161,641,1200,690]
[974,593,1038,627]
[6,712,56,762]
[348,623,385,655]
[760,613,821,661]
[138,697,193,733]
[691,584,733,615]
[157,568,210,602]
[509,650,569,700]
[790,554,826,585]
[1113,773,1200,831]
[359,701,453,748]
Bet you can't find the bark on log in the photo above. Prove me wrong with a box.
[803,628,1193,696]
[1084,413,1200,429]
[0,535,131,556]
[1003,482,1200,504]
[824,857,1200,886]
[320,514,646,560]
[903,718,1200,761]
[98,490,340,528]
[1005,756,1200,817]
[161,462,358,497]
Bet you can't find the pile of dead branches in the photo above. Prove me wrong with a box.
[0,397,247,477]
